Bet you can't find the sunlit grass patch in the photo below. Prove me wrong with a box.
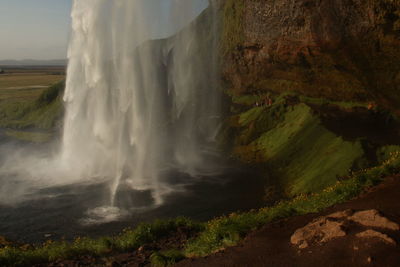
[254,104,364,195]
[0,217,203,267]
[233,103,365,195]
[0,81,65,133]
[221,0,245,56]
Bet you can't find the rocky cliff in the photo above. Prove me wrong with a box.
[221,0,400,112]
[217,0,400,197]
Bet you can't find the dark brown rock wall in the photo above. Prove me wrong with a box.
[222,0,400,111]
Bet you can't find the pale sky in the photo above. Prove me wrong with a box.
[0,0,208,60]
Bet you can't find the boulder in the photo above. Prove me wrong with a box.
[349,209,400,231]
[356,230,397,245]
[291,217,346,249]
[291,209,399,249]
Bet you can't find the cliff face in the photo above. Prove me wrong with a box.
[222,0,400,112]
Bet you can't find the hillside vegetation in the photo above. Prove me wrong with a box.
[0,80,65,142]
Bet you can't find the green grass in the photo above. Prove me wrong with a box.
[232,102,365,195]
[377,145,400,163]
[238,107,265,126]
[0,88,47,101]
[220,0,245,56]
[253,104,364,195]
[150,249,186,267]
[0,74,64,90]
[0,80,64,131]
[0,217,203,267]
[231,91,369,110]
[231,94,261,106]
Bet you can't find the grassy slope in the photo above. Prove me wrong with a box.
[0,218,203,267]
[0,80,65,141]
[231,95,366,196]
[0,75,64,89]
[220,0,245,56]
[254,104,363,195]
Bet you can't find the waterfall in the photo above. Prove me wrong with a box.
[61,0,220,209]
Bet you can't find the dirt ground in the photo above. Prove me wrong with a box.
[177,176,400,267]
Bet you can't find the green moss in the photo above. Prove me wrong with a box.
[221,0,245,56]
[231,94,261,106]
[150,250,185,267]
[252,104,364,195]
[238,107,265,126]
[298,95,369,109]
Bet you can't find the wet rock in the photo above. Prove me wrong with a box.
[349,209,400,231]
[356,230,397,245]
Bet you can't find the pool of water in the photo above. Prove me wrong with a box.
[0,141,268,243]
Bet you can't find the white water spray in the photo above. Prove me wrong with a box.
[61,0,220,209]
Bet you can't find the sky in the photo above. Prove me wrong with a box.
[0,0,72,60]
[0,0,208,61]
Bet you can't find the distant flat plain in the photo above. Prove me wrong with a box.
[0,66,65,100]
[0,66,66,142]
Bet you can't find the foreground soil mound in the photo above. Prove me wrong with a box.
[291,209,399,249]
[177,176,400,267]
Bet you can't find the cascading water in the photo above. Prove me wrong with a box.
[0,1,266,239]
[61,0,220,211]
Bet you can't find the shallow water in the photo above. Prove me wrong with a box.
[0,156,267,243]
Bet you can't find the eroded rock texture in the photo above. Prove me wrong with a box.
[222,0,400,112]
[291,209,399,249]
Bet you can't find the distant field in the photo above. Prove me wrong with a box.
[0,66,65,90]
[0,65,65,74]
[0,67,65,138]
[0,87,47,101]
[0,74,64,90]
